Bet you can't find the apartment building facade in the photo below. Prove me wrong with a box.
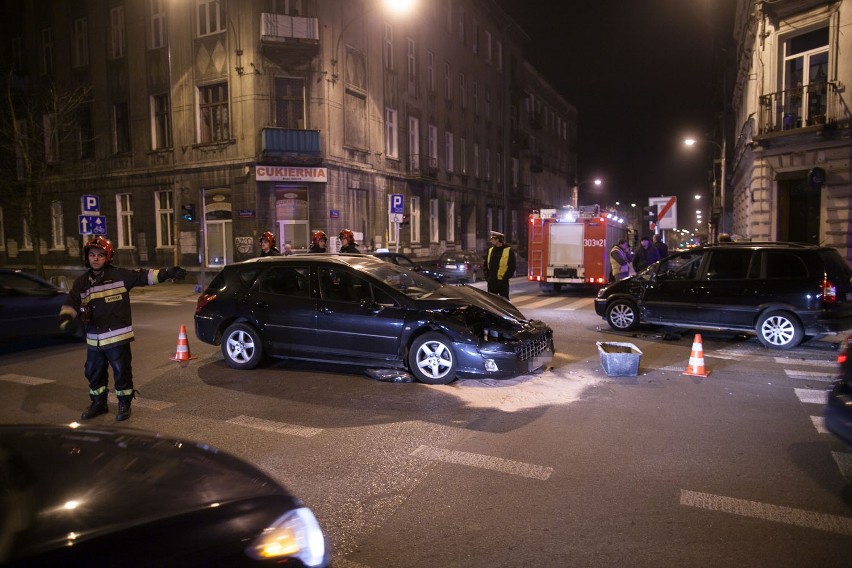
[0,0,576,278]
[729,0,852,260]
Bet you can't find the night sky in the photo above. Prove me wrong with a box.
[498,0,737,229]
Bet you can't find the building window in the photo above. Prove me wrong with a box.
[0,206,5,251]
[473,143,480,178]
[385,107,398,159]
[113,102,131,154]
[116,193,134,248]
[429,198,439,243]
[472,20,479,54]
[78,106,94,160]
[460,137,467,175]
[444,62,451,100]
[109,6,126,59]
[14,119,27,179]
[472,81,478,115]
[427,51,435,92]
[427,124,438,167]
[458,7,465,43]
[446,0,453,33]
[459,73,466,108]
[444,131,454,172]
[344,89,368,150]
[40,28,54,75]
[198,83,229,143]
[151,94,172,150]
[496,152,502,184]
[151,0,167,49]
[485,148,491,180]
[155,190,174,247]
[496,40,503,71]
[43,114,59,163]
[50,201,64,249]
[22,217,32,250]
[384,24,394,70]
[197,0,224,36]
[512,157,519,187]
[272,0,303,16]
[72,18,89,67]
[408,116,420,168]
[485,30,492,64]
[410,196,421,244]
[485,88,491,120]
[274,77,305,128]
[11,37,23,74]
[783,26,829,126]
[407,38,416,81]
[446,201,455,242]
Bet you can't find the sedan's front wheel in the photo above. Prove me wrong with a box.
[221,323,263,369]
[408,332,457,385]
[606,299,640,331]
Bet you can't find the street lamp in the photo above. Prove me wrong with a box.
[684,137,726,240]
[572,178,603,209]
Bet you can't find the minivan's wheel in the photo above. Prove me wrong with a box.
[408,332,457,385]
[606,299,640,331]
[756,310,803,349]
[221,323,263,369]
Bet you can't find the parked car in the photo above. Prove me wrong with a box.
[825,335,852,448]
[594,242,852,349]
[433,251,486,283]
[0,268,82,342]
[194,254,553,384]
[372,251,446,283]
[0,424,329,567]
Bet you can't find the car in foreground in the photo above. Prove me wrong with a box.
[0,424,329,567]
[0,268,82,342]
[372,251,446,283]
[194,254,553,384]
[433,250,485,283]
[594,242,852,349]
[826,335,852,448]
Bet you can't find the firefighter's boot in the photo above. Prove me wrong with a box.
[80,396,108,420]
[115,398,132,422]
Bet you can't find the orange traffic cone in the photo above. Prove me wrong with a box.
[170,324,197,365]
[683,333,710,377]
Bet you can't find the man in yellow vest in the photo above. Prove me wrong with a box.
[484,231,516,299]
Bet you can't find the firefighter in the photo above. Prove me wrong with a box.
[310,230,328,252]
[484,231,516,299]
[609,239,632,281]
[338,229,360,253]
[259,231,281,256]
[58,236,186,422]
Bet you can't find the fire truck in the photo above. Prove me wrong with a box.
[527,206,628,292]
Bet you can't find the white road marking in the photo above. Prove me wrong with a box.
[517,295,569,309]
[785,369,835,382]
[680,489,852,535]
[811,415,828,434]
[832,452,852,478]
[411,444,552,480]
[795,388,828,405]
[774,357,836,368]
[0,374,54,385]
[227,414,323,438]
[555,297,596,311]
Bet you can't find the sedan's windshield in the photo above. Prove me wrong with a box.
[360,262,442,299]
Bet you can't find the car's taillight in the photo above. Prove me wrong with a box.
[195,293,217,314]
[821,278,837,304]
[839,336,852,365]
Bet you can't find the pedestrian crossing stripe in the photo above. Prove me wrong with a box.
[784,369,835,382]
[0,374,54,385]
[795,388,827,405]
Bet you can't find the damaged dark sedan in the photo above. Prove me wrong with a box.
[195,254,554,384]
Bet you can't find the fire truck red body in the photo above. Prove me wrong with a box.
[527,209,628,291]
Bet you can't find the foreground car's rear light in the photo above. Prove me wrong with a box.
[195,293,217,314]
[839,336,852,365]
[822,278,837,304]
[246,507,326,565]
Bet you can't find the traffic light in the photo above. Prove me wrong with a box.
[182,203,196,222]
[401,213,410,227]
[642,204,658,223]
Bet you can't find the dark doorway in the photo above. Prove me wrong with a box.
[777,175,820,244]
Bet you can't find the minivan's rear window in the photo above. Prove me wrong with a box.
[764,251,809,278]
[705,250,753,280]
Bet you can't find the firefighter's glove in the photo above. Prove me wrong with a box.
[58,314,74,332]
[158,266,187,282]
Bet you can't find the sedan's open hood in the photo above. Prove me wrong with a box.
[415,284,527,322]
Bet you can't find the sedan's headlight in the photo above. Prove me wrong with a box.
[245,507,326,566]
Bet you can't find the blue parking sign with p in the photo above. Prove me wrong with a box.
[390,194,404,215]
[82,195,99,213]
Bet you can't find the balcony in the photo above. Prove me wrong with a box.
[260,128,321,164]
[259,14,319,61]
[408,154,438,179]
[757,81,838,135]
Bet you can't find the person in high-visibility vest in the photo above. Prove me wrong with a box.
[484,231,516,300]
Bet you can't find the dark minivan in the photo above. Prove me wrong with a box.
[594,242,852,349]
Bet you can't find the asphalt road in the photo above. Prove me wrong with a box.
[1,278,849,567]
